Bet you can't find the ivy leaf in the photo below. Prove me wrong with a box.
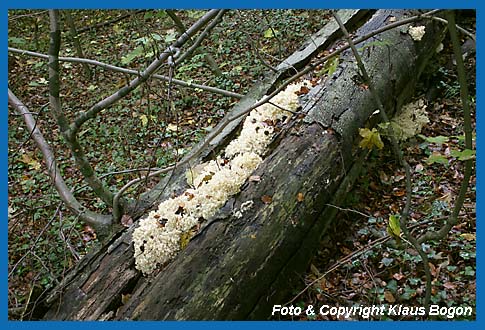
[426,152,449,165]
[387,214,401,239]
[359,128,384,150]
[8,36,26,45]
[417,134,449,144]
[263,28,278,38]
[164,29,177,43]
[450,149,475,161]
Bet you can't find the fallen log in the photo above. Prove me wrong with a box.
[38,10,443,320]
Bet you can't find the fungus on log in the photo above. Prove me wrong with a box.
[39,10,443,320]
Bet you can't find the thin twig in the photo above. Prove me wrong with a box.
[332,9,434,314]
[8,47,242,99]
[285,218,434,306]
[69,9,222,137]
[325,203,371,218]
[175,10,227,66]
[427,16,476,41]
[417,12,474,244]
[109,10,443,216]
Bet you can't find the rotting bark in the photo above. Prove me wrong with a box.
[37,10,443,320]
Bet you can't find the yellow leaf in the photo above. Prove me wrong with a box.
[179,230,196,249]
[167,123,178,131]
[460,233,476,241]
[20,153,41,170]
[359,128,384,150]
[387,214,401,239]
[140,114,148,127]
[186,163,207,186]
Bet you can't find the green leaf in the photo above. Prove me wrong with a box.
[165,30,177,43]
[121,46,144,65]
[426,152,449,165]
[417,134,449,144]
[450,149,475,161]
[263,28,278,38]
[151,33,162,41]
[316,56,340,77]
[381,257,394,267]
[8,36,27,45]
[464,266,475,276]
[387,214,401,239]
[359,128,384,150]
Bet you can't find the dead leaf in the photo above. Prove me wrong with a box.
[121,294,131,305]
[384,290,396,303]
[167,123,178,131]
[443,282,456,290]
[261,195,273,204]
[415,163,424,172]
[184,191,195,200]
[392,273,405,281]
[428,262,437,277]
[392,189,406,197]
[460,233,476,241]
[296,192,304,202]
[296,85,310,95]
[121,214,133,227]
[82,225,97,242]
[249,175,261,182]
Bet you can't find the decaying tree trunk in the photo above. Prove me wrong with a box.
[38,10,444,320]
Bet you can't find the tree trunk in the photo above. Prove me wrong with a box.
[37,10,443,320]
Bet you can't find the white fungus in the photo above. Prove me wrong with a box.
[133,80,308,274]
[408,25,426,41]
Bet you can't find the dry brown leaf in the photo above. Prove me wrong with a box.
[261,195,273,204]
[296,85,310,95]
[121,214,133,227]
[384,290,396,303]
[296,192,304,202]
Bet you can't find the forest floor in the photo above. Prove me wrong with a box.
[8,10,475,320]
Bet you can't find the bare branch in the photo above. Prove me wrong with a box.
[166,9,222,76]
[174,10,227,67]
[427,15,476,41]
[63,11,92,79]
[8,47,242,98]
[111,10,444,214]
[76,9,146,33]
[68,9,222,137]
[417,11,474,244]
[48,10,115,207]
[8,89,112,230]
[332,9,450,315]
